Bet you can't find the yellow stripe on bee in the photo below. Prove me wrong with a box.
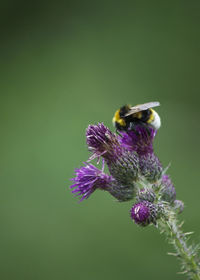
[112,109,126,126]
[147,108,155,124]
[134,111,142,119]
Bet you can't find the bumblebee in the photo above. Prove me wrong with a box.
[112,101,161,131]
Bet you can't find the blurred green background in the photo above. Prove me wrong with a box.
[1,1,200,279]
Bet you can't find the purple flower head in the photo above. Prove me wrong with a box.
[86,123,139,184]
[70,162,137,202]
[131,202,150,223]
[70,163,113,201]
[119,125,156,156]
[130,201,158,226]
[161,174,176,203]
[86,123,122,161]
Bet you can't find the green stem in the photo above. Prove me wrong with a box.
[158,213,200,279]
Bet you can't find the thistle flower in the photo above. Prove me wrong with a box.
[119,124,162,182]
[86,123,139,185]
[119,125,156,156]
[70,162,136,202]
[70,111,200,278]
[70,163,113,201]
[86,123,120,161]
[173,199,184,214]
[160,174,176,203]
[130,201,159,226]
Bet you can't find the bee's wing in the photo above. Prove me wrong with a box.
[125,101,160,117]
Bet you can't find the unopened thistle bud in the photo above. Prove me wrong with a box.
[130,201,159,226]
[173,200,184,214]
[160,175,176,203]
[139,153,162,183]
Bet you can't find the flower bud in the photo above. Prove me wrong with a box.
[160,175,176,203]
[139,153,162,183]
[130,201,158,226]
[173,200,184,214]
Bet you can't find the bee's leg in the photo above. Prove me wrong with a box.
[129,121,150,134]
[141,122,151,135]
[135,122,151,135]
[129,122,135,130]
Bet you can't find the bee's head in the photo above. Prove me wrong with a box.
[112,105,131,130]
[119,105,131,118]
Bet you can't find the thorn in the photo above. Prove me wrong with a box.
[184,232,194,236]
[179,221,184,228]
[167,252,178,256]
[153,222,158,228]
[177,270,188,275]
[162,163,171,175]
